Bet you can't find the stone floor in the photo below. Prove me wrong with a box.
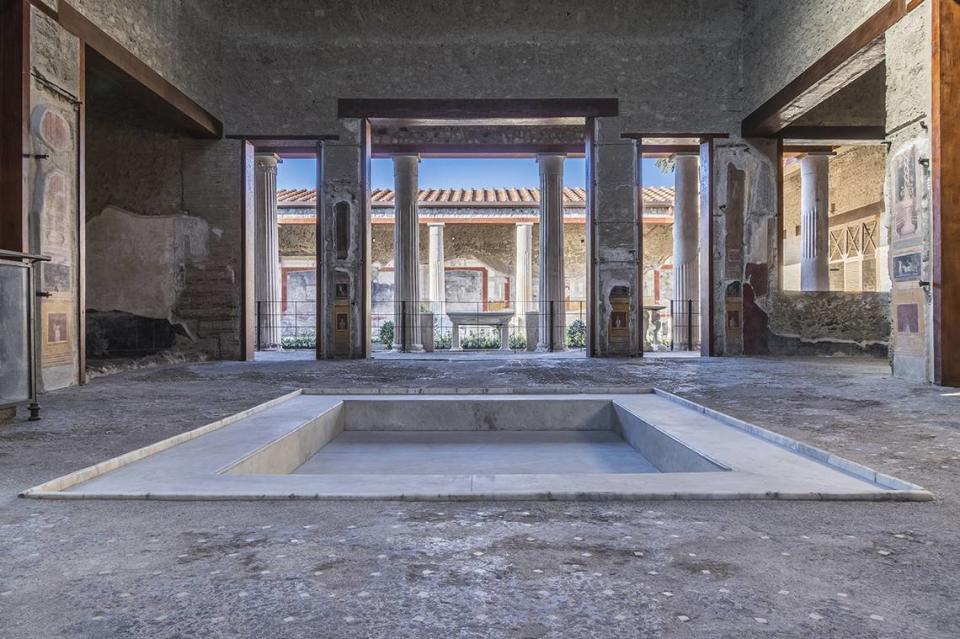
[1,355,959,638]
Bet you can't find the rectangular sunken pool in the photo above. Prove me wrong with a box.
[22,390,931,501]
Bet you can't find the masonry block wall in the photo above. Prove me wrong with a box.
[29,6,82,390]
[885,3,934,382]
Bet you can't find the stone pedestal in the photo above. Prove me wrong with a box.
[525,311,539,352]
[254,154,282,350]
[800,153,831,291]
[392,155,423,351]
[536,155,566,352]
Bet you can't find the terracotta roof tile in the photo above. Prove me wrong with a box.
[278,186,675,208]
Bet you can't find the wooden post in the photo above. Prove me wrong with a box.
[932,0,960,385]
[0,0,29,252]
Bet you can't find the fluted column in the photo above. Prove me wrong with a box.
[254,153,282,349]
[392,155,423,351]
[537,154,566,351]
[428,223,445,314]
[672,153,700,307]
[514,222,533,326]
[800,153,831,291]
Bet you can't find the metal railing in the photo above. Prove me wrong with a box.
[668,299,700,351]
[257,298,698,354]
[256,300,316,350]
[373,299,587,353]
[0,249,50,420]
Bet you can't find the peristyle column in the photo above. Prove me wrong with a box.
[672,153,700,305]
[427,223,445,314]
[254,153,282,349]
[537,154,566,351]
[800,153,831,291]
[514,222,533,325]
[392,155,423,351]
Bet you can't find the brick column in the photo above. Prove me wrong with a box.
[254,154,281,349]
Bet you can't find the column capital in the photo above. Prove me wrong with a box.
[254,153,281,172]
[537,154,566,172]
[427,221,445,227]
[392,153,421,163]
[515,221,534,227]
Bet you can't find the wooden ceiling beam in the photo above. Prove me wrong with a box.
[54,0,222,138]
[741,0,918,138]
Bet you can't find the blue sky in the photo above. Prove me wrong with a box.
[277,157,674,190]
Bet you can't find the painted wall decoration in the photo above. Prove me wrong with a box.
[892,252,922,282]
[892,146,920,242]
[41,296,73,367]
[896,303,919,334]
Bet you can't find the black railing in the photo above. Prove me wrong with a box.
[255,300,316,350]
[374,299,587,353]
[669,299,700,351]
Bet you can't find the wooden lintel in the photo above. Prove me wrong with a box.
[371,143,584,157]
[932,0,960,385]
[639,145,701,155]
[57,1,222,139]
[0,0,30,252]
[741,0,917,137]
[621,133,729,140]
[779,125,887,140]
[782,146,836,155]
[338,98,618,119]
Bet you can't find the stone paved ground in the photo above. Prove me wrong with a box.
[1,355,958,638]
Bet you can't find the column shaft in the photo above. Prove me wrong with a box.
[537,155,566,351]
[392,155,423,351]
[800,154,831,291]
[671,154,699,349]
[428,223,445,314]
[672,154,699,304]
[254,154,281,349]
[514,222,533,325]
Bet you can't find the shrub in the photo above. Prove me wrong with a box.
[379,321,394,347]
[508,333,527,350]
[567,319,586,348]
[461,333,501,350]
[281,334,316,349]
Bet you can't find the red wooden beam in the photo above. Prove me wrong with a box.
[742,0,918,137]
[0,0,30,251]
[932,0,960,385]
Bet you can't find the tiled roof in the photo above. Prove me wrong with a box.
[277,186,675,208]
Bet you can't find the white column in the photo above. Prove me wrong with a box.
[514,222,533,325]
[671,153,699,349]
[392,155,423,351]
[537,154,566,352]
[800,153,831,291]
[672,154,699,305]
[254,153,282,349]
[428,223,445,314]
